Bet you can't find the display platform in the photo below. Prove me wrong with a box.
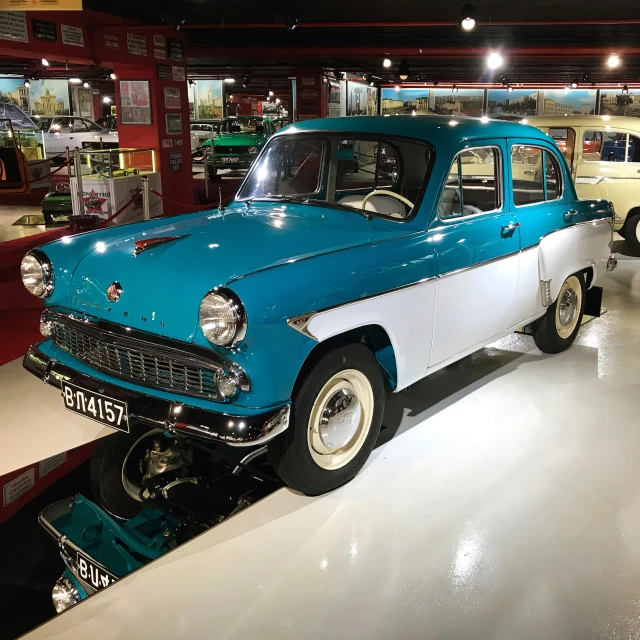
[11,258,640,640]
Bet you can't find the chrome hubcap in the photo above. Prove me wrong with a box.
[319,388,363,452]
[558,288,578,326]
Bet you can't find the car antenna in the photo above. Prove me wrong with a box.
[218,186,225,213]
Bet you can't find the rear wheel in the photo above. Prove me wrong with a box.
[268,344,385,495]
[531,273,585,354]
[624,213,640,256]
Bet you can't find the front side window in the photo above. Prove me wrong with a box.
[628,134,640,162]
[51,118,70,133]
[84,119,102,132]
[236,134,431,221]
[549,127,576,167]
[439,147,501,218]
[511,145,563,206]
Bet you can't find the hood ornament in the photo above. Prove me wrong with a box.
[106,281,123,302]
[133,235,190,256]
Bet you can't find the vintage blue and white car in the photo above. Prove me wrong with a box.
[22,116,617,515]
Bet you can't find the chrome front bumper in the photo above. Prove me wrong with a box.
[23,343,290,447]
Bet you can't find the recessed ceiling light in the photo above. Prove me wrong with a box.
[41,58,49,66]
[607,54,621,68]
[383,58,392,68]
[486,52,503,70]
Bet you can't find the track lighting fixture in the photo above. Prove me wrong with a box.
[460,1,477,30]
[507,84,513,93]
[571,79,579,89]
[622,84,629,94]
[452,84,458,93]
[398,58,410,81]
[24,78,30,88]
[188,79,196,87]
[274,9,299,30]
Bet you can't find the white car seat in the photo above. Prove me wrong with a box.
[338,194,406,219]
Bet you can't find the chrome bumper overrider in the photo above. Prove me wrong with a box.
[23,343,290,447]
[607,254,618,272]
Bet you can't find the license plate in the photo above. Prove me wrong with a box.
[221,156,239,163]
[76,550,118,591]
[61,381,129,433]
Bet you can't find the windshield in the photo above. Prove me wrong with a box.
[236,134,431,220]
[0,103,38,130]
[221,117,265,135]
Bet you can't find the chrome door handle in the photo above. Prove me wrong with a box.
[501,221,521,236]
[563,209,578,221]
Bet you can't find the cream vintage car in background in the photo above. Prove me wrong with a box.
[527,116,640,254]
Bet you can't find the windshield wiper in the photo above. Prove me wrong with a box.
[243,196,373,220]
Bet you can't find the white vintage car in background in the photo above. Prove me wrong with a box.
[34,115,119,156]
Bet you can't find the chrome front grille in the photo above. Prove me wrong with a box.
[49,317,224,400]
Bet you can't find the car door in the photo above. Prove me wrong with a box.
[47,117,69,154]
[428,140,521,368]
[507,138,576,320]
[70,117,91,147]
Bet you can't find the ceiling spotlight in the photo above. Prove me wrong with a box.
[275,97,281,104]
[486,52,503,70]
[564,85,571,93]
[460,1,477,31]
[268,89,274,97]
[433,79,439,87]
[398,58,410,81]
[102,96,112,104]
[105,71,116,81]
[507,84,513,93]
[266,95,271,101]
[24,78,30,88]
[500,75,508,87]
[571,79,579,89]
[188,78,196,87]
[394,84,400,92]
[335,71,345,81]
[274,10,299,30]
[383,58,392,68]
[452,84,459,93]
[83,81,90,88]
[582,72,592,83]
[224,78,235,84]
[622,84,629,94]
[607,54,621,69]
[242,74,251,88]
[41,58,49,66]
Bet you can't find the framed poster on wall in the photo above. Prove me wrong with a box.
[119,80,152,125]
[164,86,181,109]
[165,113,182,135]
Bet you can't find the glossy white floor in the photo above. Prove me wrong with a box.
[17,246,640,640]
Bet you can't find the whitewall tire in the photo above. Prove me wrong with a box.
[268,343,385,495]
[532,272,585,354]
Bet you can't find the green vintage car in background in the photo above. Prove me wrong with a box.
[195,115,275,178]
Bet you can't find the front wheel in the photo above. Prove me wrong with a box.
[268,344,385,496]
[623,213,640,256]
[531,272,585,354]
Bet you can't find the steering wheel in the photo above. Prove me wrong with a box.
[361,189,415,212]
[56,182,71,193]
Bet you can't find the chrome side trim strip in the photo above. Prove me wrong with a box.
[438,249,520,279]
[576,176,640,183]
[541,279,552,307]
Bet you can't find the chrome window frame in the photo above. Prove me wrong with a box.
[511,143,564,208]
[438,144,503,221]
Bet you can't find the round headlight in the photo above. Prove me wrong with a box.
[21,250,53,298]
[52,576,80,613]
[248,146,258,154]
[199,290,246,347]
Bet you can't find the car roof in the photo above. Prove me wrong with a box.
[526,115,640,130]
[279,115,551,145]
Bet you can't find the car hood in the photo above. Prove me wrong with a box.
[44,202,410,342]
[207,132,265,147]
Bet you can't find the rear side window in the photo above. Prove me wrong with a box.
[511,145,563,206]
[439,147,501,218]
[583,130,628,162]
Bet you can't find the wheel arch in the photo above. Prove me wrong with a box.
[622,206,640,234]
[293,324,399,399]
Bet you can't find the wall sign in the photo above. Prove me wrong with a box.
[164,86,181,109]
[0,11,28,43]
[171,66,185,82]
[103,33,119,49]
[157,64,172,80]
[165,112,182,135]
[39,452,67,478]
[154,48,166,60]
[167,37,184,62]
[153,34,166,47]
[2,468,35,507]
[168,150,182,173]
[175,139,183,146]
[127,32,148,56]
[61,23,84,47]
[32,18,57,42]
[162,139,173,148]
[119,79,152,125]
[0,0,82,8]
